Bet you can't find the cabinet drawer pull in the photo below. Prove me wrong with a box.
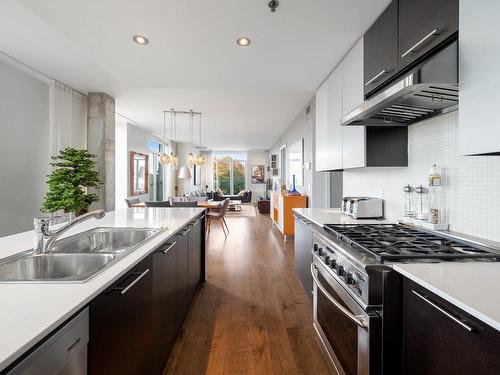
[161,241,176,254]
[365,69,387,86]
[181,227,191,236]
[401,28,439,58]
[412,290,473,332]
[114,269,150,295]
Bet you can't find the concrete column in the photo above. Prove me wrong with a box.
[87,93,115,211]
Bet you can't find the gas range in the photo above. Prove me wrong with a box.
[312,223,500,308]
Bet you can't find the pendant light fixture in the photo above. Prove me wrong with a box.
[159,111,171,165]
[194,113,206,166]
[187,110,195,168]
[170,110,178,170]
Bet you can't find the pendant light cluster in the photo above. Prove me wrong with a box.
[159,109,205,172]
[187,110,206,167]
[159,109,179,170]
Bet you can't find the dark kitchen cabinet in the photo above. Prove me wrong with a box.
[398,0,458,70]
[364,0,398,97]
[89,256,153,375]
[152,238,180,375]
[294,215,313,300]
[188,216,203,301]
[403,278,500,375]
[174,228,190,332]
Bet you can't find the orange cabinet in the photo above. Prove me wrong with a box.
[270,192,308,240]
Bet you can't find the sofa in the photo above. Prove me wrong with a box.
[213,190,252,203]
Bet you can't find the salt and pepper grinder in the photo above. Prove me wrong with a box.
[423,164,449,230]
[414,185,428,222]
[402,184,415,222]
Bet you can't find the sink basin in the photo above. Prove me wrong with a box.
[50,227,159,255]
[0,227,160,283]
[0,253,115,282]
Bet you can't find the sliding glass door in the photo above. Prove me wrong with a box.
[213,156,246,195]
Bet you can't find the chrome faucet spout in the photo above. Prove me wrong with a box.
[33,210,106,254]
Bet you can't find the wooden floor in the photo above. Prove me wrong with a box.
[163,205,330,375]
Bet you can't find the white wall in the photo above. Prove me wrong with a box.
[247,150,268,201]
[343,111,500,242]
[0,59,50,236]
[270,98,329,208]
[126,123,175,201]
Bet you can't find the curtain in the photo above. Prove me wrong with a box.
[49,81,87,156]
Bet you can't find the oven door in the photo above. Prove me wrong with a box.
[311,260,381,375]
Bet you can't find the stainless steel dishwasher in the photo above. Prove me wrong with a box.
[7,307,89,375]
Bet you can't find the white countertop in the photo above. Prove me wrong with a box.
[293,208,393,227]
[394,262,500,331]
[0,207,204,372]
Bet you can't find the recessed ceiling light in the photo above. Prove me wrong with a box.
[236,37,251,47]
[133,35,149,45]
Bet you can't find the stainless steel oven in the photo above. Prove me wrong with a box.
[311,257,382,375]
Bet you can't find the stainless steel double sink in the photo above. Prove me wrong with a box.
[0,227,160,283]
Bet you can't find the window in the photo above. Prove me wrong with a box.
[212,153,246,195]
[148,140,165,201]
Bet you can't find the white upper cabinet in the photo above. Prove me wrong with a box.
[315,80,328,171]
[326,67,343,171]
[459,0,500,155]
[341,37,366,169]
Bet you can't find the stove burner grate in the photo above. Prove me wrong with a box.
[323,224,500,262]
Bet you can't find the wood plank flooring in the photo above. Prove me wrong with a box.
[163,206,330,375]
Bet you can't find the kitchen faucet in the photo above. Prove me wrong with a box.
[33,210,105,254]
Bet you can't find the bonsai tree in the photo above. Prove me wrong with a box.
[42,147,102,216]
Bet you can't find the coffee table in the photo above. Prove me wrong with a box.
[228,200,242,212]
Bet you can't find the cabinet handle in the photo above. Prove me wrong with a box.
[412,290,473,332]
[181,228,191,236]
[401,28,439,58]
[365,69,387,86]
[114,269,150,295]
[161,241,176,254]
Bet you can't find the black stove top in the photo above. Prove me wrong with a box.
[323,224,500,263]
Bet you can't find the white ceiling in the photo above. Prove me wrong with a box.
[1,0,391,150]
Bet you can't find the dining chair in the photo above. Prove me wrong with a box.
[125,198,140,207]
[206,198,230,236]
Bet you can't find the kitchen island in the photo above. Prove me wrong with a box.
[0,207,205,373]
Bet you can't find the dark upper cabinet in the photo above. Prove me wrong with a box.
[89,256,153,375]
[398,0,458,70]
[364,0,398,97]
[403,278,500,375]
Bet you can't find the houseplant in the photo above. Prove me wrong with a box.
[42,147,102,217]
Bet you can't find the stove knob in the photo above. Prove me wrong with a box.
[318,247,324,256]
[337,265,345,277]
[330,259,337,269]
[324,256,331,265]
[313,243,319,252]
[345,272,355,285]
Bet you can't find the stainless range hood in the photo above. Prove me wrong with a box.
[342,41,458,127]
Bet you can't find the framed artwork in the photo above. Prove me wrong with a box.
[251,165,265,184]
[193,165,201,186]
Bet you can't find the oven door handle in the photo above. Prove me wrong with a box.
[311,264,367,328]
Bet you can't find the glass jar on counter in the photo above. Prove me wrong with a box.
[414,185,428,220]
[403,184,415,218]
[428,164,443,224]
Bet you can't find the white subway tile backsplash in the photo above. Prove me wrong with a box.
[343,111,500,241]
